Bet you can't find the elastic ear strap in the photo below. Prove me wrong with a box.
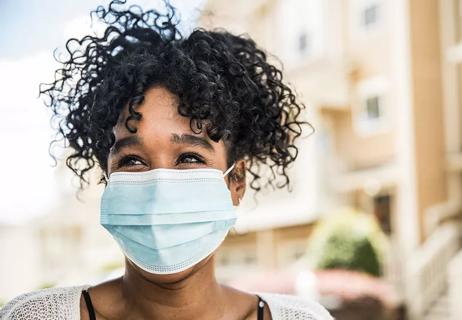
[223,163,236,177]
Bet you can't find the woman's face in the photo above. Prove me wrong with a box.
[106,86,245,281]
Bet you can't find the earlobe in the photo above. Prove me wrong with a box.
[235,177,246,204]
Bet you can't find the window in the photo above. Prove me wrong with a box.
[350,0,384,36]
[357,93,385,133]
[365,96,381,119]
[281,0,324,65]
[354,76,389,135]
[362,4,379,27]
[373,194,392,235]
[298,31,311,55]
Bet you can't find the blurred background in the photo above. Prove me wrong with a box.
[1,0,462,319]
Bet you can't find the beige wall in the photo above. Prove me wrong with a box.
[321,108,395,170]
[408,0,448,241]
[344,0,393,77]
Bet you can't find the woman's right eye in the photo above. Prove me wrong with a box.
[117,155,145,168]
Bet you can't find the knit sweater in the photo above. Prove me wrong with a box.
[0,285,333,320]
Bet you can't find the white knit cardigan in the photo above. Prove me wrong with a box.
[0,285,333,320]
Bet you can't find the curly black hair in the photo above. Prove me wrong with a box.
[40,0,310,192]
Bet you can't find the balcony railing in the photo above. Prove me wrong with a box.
[406,222,461,319]
[448,247,462,320]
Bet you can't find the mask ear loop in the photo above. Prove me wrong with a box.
[223,163,236,177]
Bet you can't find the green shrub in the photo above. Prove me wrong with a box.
[307,207,388,277]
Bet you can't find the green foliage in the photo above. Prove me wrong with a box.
[307,207,388,277]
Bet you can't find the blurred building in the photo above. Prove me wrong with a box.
[0,161,124,301]
[201,0,462,319]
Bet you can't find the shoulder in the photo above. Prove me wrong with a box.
[258,293,333,320]
[0,285,89,320]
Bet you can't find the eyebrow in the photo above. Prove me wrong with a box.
[110,133,215,155]
[170,133,215,151]
[111,136,144,155]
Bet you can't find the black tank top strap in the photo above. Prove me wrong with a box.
[256,294,266,320]
[82,289,96,320]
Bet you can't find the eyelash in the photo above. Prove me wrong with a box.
[117,155,144,168]
[176,152,206,165]
[116,152,206,168]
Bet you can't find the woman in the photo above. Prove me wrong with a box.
[0,1,332,319]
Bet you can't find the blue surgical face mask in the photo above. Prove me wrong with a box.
[100,164,237,274]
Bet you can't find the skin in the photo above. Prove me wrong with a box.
[79,86,272,320]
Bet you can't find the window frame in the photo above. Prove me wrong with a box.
[353,76,390,136]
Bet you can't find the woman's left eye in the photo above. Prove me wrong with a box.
[177,153,205,165]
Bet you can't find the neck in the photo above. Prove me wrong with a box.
[121,257,225,320]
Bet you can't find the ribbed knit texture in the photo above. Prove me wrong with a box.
[1,285,333,319]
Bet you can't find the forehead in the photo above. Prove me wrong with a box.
[114,86,201,137]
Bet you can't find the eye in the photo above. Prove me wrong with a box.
[176,152,205,165]
[117,155,145,168]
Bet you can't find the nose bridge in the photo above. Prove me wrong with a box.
[148,152,173,170]
[139,133,175,170]
[136,121,177,170]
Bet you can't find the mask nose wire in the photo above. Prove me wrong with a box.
[104,163,236,181]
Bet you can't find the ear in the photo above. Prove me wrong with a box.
[228,159,246,206]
